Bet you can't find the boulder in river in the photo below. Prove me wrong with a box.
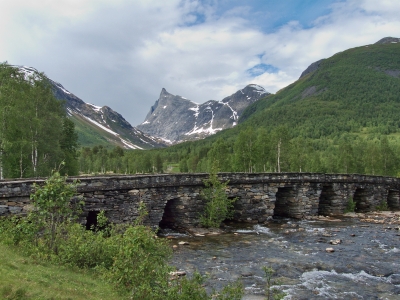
[329,239,342,245]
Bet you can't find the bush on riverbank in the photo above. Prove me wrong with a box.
[0,172,244,299]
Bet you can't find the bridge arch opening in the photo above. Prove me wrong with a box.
[159,198,179,230]
[387,190,400,210]
[318,185,335,216]
[353,188,370,212]
[85,211,98,230]
[273,187,298,218]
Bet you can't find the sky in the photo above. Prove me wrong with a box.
[0,0,399,125]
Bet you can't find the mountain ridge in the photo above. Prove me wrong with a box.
[239,37,400,136]
[137,84,270,143]
[14,65,166,150]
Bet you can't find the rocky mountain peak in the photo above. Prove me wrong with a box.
[137,84,270,143]
[299,59,326,79]
[374,37,400,44]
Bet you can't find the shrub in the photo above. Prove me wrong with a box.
[107,225,173,298]
[344,197,356,213]
[200,165,237,228]
[262,266,286,300]
[376,201,389,211]
[30,171,83,253]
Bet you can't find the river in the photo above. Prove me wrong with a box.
[161,212,400,299]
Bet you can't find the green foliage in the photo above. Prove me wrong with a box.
[0,63,79,178]
[0,214,41,250]
[167,272,209,299]
[134,201,149,226]
[344,197,356,213]
[1,285,28,300]
[107,225,173,298]
[0,242,120,299]
[213,280,244,300]
[262,266,286,300]
[60,118,79,176]
[376,200,389,211]
[30,170,82,253]
[200,164,237,228]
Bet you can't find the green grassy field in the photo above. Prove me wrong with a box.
[0,243,119,300]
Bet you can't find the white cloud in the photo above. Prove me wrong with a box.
[0,0,399,126]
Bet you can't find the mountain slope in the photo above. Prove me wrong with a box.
[16,66,166,149]
[239,37,400,138]
[137,84,269,143]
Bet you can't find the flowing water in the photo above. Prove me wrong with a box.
[161,215,400,299]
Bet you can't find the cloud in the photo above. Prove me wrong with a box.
[0,0,399,126]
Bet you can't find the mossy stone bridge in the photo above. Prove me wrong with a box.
[1,173,399,230]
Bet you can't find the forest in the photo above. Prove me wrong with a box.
[77,128,400,177]
[76,116,400,177]
[0,63,78,179]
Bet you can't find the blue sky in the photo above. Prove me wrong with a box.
[211,0,338,30]
[0,0,399,125]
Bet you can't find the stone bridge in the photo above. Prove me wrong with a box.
[1,173,399,230]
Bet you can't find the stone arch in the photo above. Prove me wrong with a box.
[85,210,98,230]
[387,190,400,210]
[273,186,302,218]
[159,198,179,229]
[318,185,336,216]
[353,188,370,212]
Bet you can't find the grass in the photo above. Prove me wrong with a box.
[0,243,120,300]
[165,163,180,173]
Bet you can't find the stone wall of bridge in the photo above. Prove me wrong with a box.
[0,173,399,230]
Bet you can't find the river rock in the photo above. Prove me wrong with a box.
[329,239,342,245]
[187,227,224,236]
[170,271,187,277]
[178,241,189,245]
[389,274,400,285]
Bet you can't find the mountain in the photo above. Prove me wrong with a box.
[137,84,269,143]
[15,66,166,149]
[239,37,400,138]
[135,37,400,176]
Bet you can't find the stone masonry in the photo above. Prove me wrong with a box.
[0,173,399,230]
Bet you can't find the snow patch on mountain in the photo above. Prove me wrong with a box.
[83,115,118,136]
[189,106,200,117]
[248,84,268,94]
[120,138,143,150]
[88,103,102,112]
[222,102,238,122]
